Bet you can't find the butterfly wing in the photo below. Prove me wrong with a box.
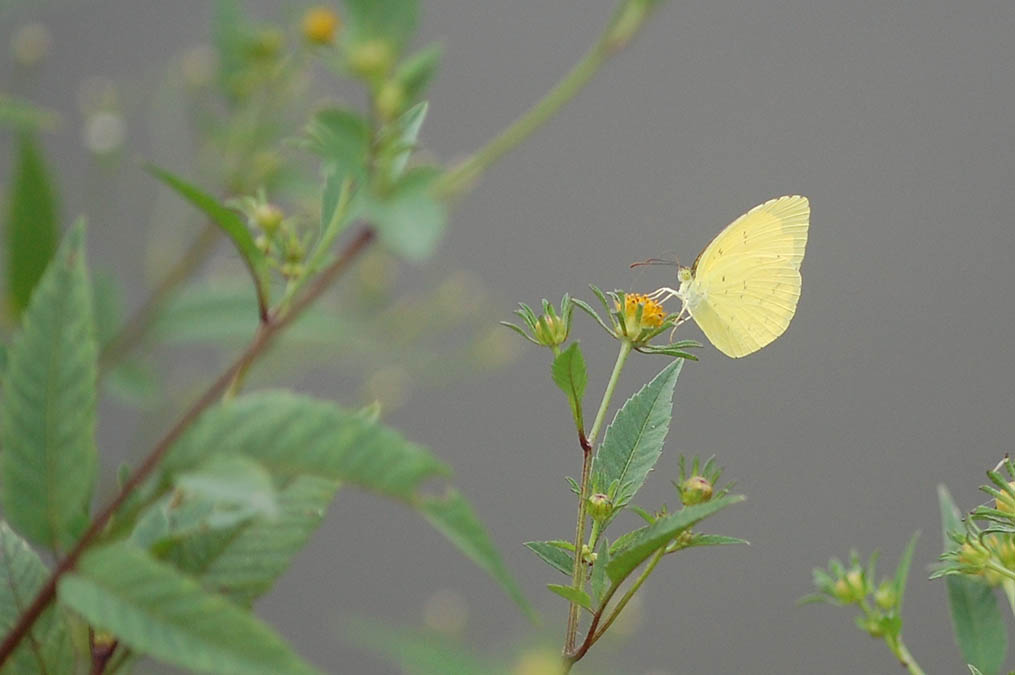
[687,195,810,358]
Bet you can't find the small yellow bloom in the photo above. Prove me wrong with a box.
[302,6,341,45]
[618,293,666,329]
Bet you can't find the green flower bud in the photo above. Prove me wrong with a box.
[254,203,284,234]
[587,493,613,522]
[862,615,885,638]
[348,39,395,79]
[873,581,896,611]
[679,475,713,506]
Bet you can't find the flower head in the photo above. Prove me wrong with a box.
[303,6,341,45]
[502,295,574,349]
[572,286,700,357]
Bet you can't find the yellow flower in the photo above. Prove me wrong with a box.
[615,292,667,342]
[302,6,341,45]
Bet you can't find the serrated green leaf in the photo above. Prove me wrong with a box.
[0,522,73,674]
[147,166,269,313]
[176,455,277,520]
[162,390,448,498]
[346,618,495,675]
[684,534,749,548]
[552,342,587,431]
[396,44,443,104]
[589,538,610,606]
[343,0,418,51]
[547,584,592,611]
[607,495,744,583]
[0,95,60,132]
[939,485,1007,675]
[365,167,447,261]
[523,541,574,576]
[164,476,339,606]
[58,542,319,674]
[4,132,59,317]
[303,108,370,184]
[894,531,919,615]
[421,491,533,620]
[1,222,96,550]
[592,360,683,524]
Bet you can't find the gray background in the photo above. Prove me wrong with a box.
[3,0,1015,673]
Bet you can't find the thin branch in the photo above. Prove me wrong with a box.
[0,226,376,668]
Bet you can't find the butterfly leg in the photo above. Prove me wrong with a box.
[645,287,680,303]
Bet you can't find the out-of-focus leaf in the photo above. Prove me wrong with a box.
[396,44,443,104]
[939,485,1006,675]
[893,531,919,614]
[346,618,496,675]
[58,543,319,674]
[421,491,533,620]
[165,476,338,606]
[0,522,74,674]
[343,0,418,51]
[147,166,269,313]
[154,281,336,346]
[0,222,96,551]
[4,131,59,317]
[303,108,370,184]
[365,167,447,262]
[0,95,60,132]
[377,101,427,184]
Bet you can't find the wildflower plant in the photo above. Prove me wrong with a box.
[0,0,707,672]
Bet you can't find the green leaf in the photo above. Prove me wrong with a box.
[162,390,448,498]
[147,166,269,314]
[4,132,59,317]
[0,95,60,133]
[592,360,683,523]
[547,584,593,611]
[684,534,749,549]
[607,495,744,583]
[377,102,428,185]
[939,485,1007,675]
[175,455,277,520]
[58,543,319,674]
[346,618,495,675]
[365,167,447,261]
[1,222,96,550]
[396,44,443,104]
[552,342,587,431]
[893,531,919,615]
[589,538,611,606]
[343,0,418,51]
[421,491,533,620]
[523,540,575,576]
[0,522,73,674]
[303,108,370,184]
[103,357,161,409]
[163,476,339,606]
[969,666,985,675]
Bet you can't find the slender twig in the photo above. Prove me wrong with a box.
[0,226,376,668]
[564,340,632,652]
[98,223,221,372]
[435,0,658,201]
[891,638,926,675]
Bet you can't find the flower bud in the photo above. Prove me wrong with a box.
[254,203,284,234]
[832,569,865,604]
[302,6,341,45]
[348,39,395,79]
[862,616,885,638]
[873,580,896,611]
[375,80,405,121]
[587,493,613,522]
[679,475,713,506]
[533,314,568,347]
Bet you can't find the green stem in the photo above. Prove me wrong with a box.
[564,340,632,653]
[594,544,664,642]
[888,637,925,675]
[436,0,655,200]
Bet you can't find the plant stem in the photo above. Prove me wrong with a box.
[564,340,632,653]
[435,0,656,200]
[889,637,925,675]
[98,223,220,372]
[0,226,377,668]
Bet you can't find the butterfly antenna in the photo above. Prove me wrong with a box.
[629,257,678,269]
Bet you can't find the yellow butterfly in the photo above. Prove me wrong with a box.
[647,195,810,358]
